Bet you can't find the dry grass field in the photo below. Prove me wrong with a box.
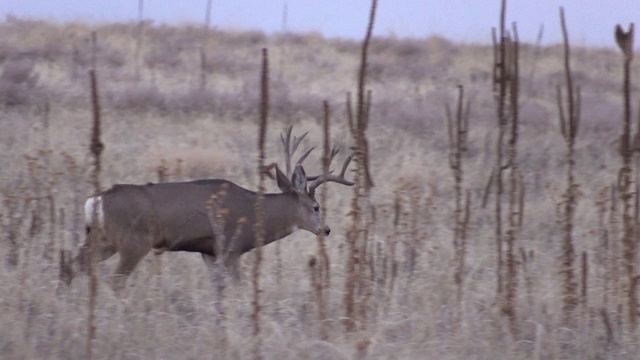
[1,13,640,359]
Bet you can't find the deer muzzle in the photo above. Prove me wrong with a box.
[322,226,330,236]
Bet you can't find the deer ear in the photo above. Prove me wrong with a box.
[276,165,292,193]
[291,165,307,193]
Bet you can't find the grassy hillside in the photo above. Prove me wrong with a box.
[0,17,639,359]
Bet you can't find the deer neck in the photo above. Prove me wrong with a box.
[262,193,299,244]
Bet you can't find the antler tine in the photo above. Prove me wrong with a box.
[330,145,341,162]
[291,131,309,155]
[339,154,353,178]
[296,146,315,166]
[260,162,278,179]
[305,145,341,182]
[280,127,293,177]
[280,126,315,177]
[308,153,355,196]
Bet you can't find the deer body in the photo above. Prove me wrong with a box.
[63,168,332,291]
[94,180,319,256]
[60,127,353,292]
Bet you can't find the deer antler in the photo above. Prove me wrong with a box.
[260,162,278,180]
[259,126,315,183]
[273,126,353,194]
[280,125,315,178]
[308,146,354,197]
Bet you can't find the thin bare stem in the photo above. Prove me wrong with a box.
[87,67,104,360]
[557,7,581,322]
[343,0,377,333]
[252,48,269,360]
[614,22,637,332]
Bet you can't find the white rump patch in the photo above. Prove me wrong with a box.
[84,196,104,228]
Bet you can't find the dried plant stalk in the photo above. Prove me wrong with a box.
[200,0,213,89]
[41,101,57,261]
[490,1,507,307]
[252,47,269,360]
[380,190,401,316]
[595,186,610,309]
[614,22,637,332]
[320,101,332,288]
[343,0,377,333]
[488,0,522,330]
[601,307,615,347]
[87,67,104,360]
[313,100,332,339]
[557,7,582,321]
[581,251,588,306]
[446,84,471,308]
[503,23,522,330]
[205,185,235,359]
[344,93,359,332]
[134,0,144,80]
[2,188,28,267]
[608,185,623,323]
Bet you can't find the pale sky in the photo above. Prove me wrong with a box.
[0,1,637,48]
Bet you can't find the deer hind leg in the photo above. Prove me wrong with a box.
[202,254,220,289]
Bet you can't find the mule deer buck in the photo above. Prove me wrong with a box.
[60,127,352,291]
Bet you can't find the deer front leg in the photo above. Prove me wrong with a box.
[59,229,117,287]
[111,235,152,294]
[225,254,241,283]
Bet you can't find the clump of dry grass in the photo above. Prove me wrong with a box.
[0,57,41,107]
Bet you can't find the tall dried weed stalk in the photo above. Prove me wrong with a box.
[614,22,638,332]
[446,85,471,308]
[61,152,83,248]
[199,0,213,90]
[313,100,332,339]
[485,0,524,328]
[40,101,57,261]
[134,0,144,80]
[344,0,377,333]
[594,186,612,310]
[252,47,269,360]
[87,65,104,359]
[556,7,582,321]
[206,183,241,358]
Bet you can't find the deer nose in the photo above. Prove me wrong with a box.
[323,226,330,236]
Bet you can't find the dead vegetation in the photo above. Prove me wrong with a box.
[1,2,640,359]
